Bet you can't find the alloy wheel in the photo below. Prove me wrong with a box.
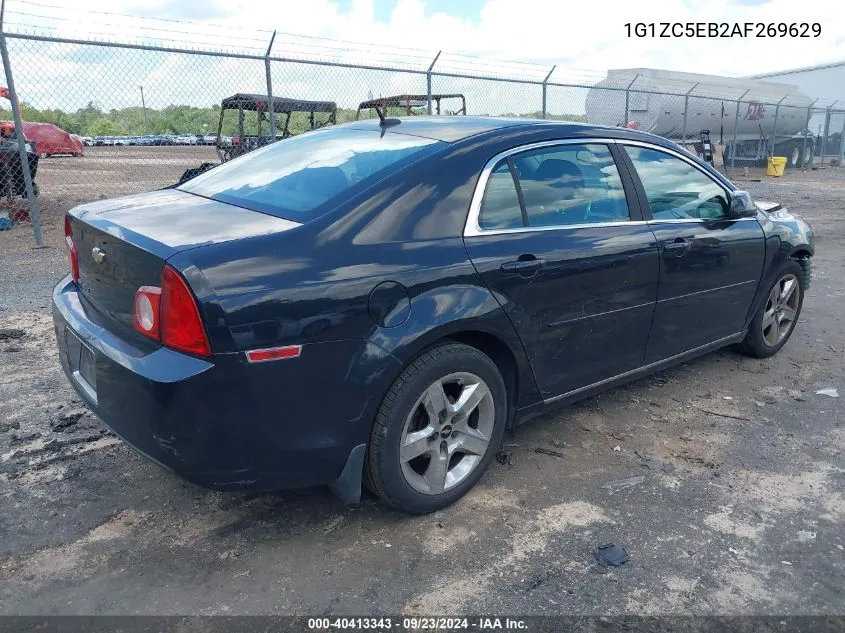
[762,273,800,347]
[399,371,495,495]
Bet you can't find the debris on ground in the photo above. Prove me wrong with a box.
[595,543,629,567]
[495,450,512,465]
[788,389,807,402]
[323,516,344,534]
[781,561,793,566]
[798,530,817,542]
[815,388,839,398]
[613,445,621,452]
[551,439,563,448]
[698,409,752,421]
[534,447,564,459]
[50,409,88,432]
[525,569,559,592]
[601,476,645,493]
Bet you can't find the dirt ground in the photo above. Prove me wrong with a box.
[0,151,843,616]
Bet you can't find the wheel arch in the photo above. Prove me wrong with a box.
[435,330,521,425]
[373,322,541,425]
[789,247,813,290]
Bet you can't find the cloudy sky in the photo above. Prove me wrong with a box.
[3,0,844,113]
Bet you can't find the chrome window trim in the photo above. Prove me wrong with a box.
[465,220,650,236]
[647,217,758,225]
[464,138,629,237]
[618,139,735,191]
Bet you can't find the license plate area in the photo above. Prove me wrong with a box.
[65,326,98,404]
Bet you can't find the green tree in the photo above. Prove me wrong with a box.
[88,118,124,136]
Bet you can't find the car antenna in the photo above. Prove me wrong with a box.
[375,104,401,130]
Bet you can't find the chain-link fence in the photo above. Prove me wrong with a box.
[1,29,844,247]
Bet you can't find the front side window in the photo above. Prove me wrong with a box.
[624,146,729,220]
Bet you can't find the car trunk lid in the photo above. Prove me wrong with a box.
[68,188,299,334]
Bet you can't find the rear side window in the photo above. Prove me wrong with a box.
[477,143,630,230]
[515,144,630,227]
[624,146,729,220]
[479,163,524,229]
[179,128,443,222]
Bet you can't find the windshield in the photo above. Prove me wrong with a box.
[178,128,443,222]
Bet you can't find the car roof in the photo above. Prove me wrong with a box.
[340,115,669,144]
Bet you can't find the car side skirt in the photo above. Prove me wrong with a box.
[513,331,746,425]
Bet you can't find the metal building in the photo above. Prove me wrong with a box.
[749,60,845,162]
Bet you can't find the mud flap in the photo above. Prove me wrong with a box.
[329,443,366,505]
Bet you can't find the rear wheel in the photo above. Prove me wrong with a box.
[364,342,507,513]
[788,144,801,169]
[737,261,804,358]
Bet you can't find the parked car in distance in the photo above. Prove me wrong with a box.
[54,117,814,513]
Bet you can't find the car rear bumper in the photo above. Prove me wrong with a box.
[52,276,395,493]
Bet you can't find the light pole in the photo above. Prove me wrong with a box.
[139,85,148,134]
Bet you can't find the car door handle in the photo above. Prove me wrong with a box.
[663,238,691,256]
[501,256,545,273]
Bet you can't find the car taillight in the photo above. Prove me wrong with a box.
[64,215,79,284]
[132,265,211,358]
[133,286,161,339]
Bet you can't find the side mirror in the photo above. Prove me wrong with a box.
[729,190,758,218]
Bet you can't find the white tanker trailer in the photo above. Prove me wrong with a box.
[585,68,815,168]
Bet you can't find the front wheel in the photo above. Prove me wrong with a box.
[737,261,804,358]
[364,342,507,513]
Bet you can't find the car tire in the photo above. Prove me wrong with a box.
[737,260,804,359]
[785,143,800,169]
[364,342,507,514]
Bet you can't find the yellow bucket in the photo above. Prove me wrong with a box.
[767,156,787,177]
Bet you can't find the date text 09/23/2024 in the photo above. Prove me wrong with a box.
[307,617,527,630]
[625,22,821,38]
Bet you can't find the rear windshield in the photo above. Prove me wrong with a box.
[178,128,443,222]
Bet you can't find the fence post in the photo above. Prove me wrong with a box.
[801,98,818,168]
[838,111,845,167]
[624,74,639,126]
[264,31,276,141]
[541,65,555,120]
[770,95,787,157]
[0,33,42,247]
[681,82,699,146]
[426,51,441,115]
[730,89,750,173]
[820,101,836,165]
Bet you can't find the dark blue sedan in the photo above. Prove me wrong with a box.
[53,117,814,513]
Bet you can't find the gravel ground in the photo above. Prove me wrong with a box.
[0,155,843,616]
